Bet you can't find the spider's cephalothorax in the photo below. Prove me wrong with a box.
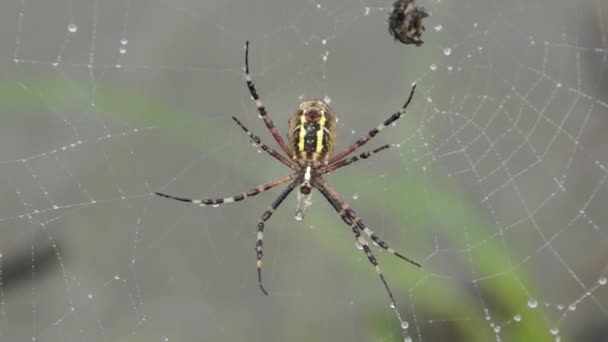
[388,0,429,46]
[155,41,420,326]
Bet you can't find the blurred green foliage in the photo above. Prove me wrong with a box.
[3,80,552,341]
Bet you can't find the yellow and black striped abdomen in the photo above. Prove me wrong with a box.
[288,100,336,162]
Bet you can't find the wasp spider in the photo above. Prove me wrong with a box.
[156,41,420,312]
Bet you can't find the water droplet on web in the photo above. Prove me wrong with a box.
[389,302,395,309]
[119,47,127,54]
[114,275,120,280]
[550,328,559,335]
[401,320,409,329]
[430,64,437,71]
[513,314,521,322]
[120,38,128,45]
[568,304,576,311]
[527,298,538,308]
[322,39,327,45]
[599,277,607,285]
[212,204,220,208]
[355,240,363,250]
[403,337,412,342]
[294,210,304,221]
[352,193,359,200]
[67,24,78,33]
[443,48,452,56]
[477,45,484,52]
[493,325,501,333]
[323,95,332,104]
[556,304,563,311]
[88,293,93,299]
[434,25,442,31]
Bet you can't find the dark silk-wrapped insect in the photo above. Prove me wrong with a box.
[389,0,429,46]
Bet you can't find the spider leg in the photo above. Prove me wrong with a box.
[244,41,293,158]
[232,116,297,169]
[321,144,390,174]
[255,179,300,295]
[314,178,420,267]
[313,178,402,310]
[328,84,416,164]
[155,174,296,206]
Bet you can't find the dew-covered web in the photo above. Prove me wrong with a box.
[1,0,607,341]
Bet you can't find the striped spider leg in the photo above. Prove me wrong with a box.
[155,173,296,206]
[231,116,297,170]
[328,84,416,164]
[313,177,420,313]
[244,41,293,158]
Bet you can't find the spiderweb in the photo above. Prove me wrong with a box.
[1,0,607,341]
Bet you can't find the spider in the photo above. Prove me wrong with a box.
[155,41,421,312]
[388,0,429,46]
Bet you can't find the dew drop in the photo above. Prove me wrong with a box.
[550,328,559,336]
[401,320,409,329]
[114,275,120,280]
[212,204,220,208]
[599,277,607,285]
[294,210,304,221]
[389,302,395,309]
[430,64,437,71]
[323,95,332,104]
[352,193,359,200]
[404,337,412,342]
[556,304,563,311]
[528,298,538,308]
[355,240,363,250]
[513,314,521,322]
[120,38,128,45]
[322,39,327,45]
[67,24,78,33]
[443,48,452,56]
[434,24,442,31]
[493,325,501,333]
[119,47,127,54]
[568,304,576,311]
[88,293,93,299]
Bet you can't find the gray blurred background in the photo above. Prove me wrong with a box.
[0,0,607,341]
